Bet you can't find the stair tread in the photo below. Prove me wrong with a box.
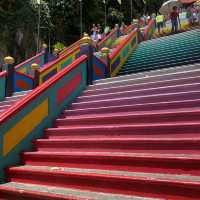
[60,107,200,120]
[47,121,200,130]
[64,99,200,114]
[23,151,200,159]
[0,182,159,200]
[9,165,200,184]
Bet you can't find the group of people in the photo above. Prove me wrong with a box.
[90,22,128,42]
[156,4,200,35]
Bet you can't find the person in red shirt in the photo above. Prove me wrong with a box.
[170,6,181,33]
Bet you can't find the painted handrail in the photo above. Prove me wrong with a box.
[60,39,82,57]
[0,55,88,182]
[15,52,45,75]
[0,71,7,101]
[38,46,80,84]
[97,28,118,50]
[124,24,135,35]
[109,28,138,77]
[144,19,156,41]
[109,28,138,60]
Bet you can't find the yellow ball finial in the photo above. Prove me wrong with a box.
[101,47,110,55]
[31,63,39,70]
[4,56,15,65]
[83,32,89,37]
[54,48,59,54]
[42,43,48,49]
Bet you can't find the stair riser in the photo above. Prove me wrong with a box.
[85,76,200,96]
[22,154,200,176]
[7,169,200,198]
[77,84,200,103]
[91,70,200,90]
[56,112,200,126]
[34,141,200,153]
[64,100,200,116]
[45,124,200,139]
[71,92,200,110]
[121,63,200,74]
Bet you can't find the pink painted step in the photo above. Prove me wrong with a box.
[77,83,200,103]
[64,99,200,117]
[33,137,200,154]
[45,122,200,139]
[71,90,200,110]
[89,69,200,90]
[84,75,200,96]
[56,108,200,126]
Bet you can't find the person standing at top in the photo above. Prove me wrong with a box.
[156,13,164,34]
[170,6,181,33]
[91,24,98,41]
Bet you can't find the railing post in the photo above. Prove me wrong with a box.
[80,34,94,85]
[42,43,49,64]
[101,47,111,78]
[4,56,15,97]
[53,48,60,59]
[31,63,40,88]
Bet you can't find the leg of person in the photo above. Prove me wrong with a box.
[171,20,175,33]
[174,20,178,33]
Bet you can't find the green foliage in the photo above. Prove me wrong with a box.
[53,42,65,51]
[0,0,165,63]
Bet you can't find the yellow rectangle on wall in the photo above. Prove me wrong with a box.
[3,99,49,156]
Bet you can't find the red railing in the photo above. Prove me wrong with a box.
[15,52,44,70]
[109,28,138,60]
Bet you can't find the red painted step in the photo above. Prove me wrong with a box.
[22,152,200,176]
[64,99,200,116]
[77,83,200,103]
[45,122,200,139]
[56,108,200,126]
[84,75,200,96]
[71,90,200,110]
[88,68,200,90]
[33,137,200,154]
[6,166,200,199]
[0,185,82,200]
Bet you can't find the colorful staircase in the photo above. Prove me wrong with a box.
[1,62,200,199]
[119,29,200,75]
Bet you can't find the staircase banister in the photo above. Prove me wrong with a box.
[97,28,117,48]
[39,46,80,74]
[0,55,87,125]
[109,28,138,60]
[15,52,45,70]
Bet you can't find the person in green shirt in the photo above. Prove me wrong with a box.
[156,13,164,34]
